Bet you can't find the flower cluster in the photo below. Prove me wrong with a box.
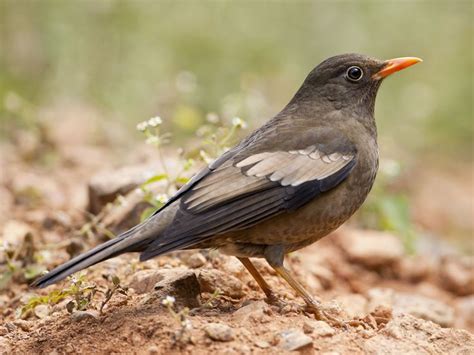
[136,116,163,132]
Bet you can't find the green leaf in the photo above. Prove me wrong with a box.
[141,174,168,187]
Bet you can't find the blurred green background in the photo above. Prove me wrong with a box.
[0,0,472,249]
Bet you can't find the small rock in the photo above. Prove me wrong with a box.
[198,269,244,298]
[153,270,201,309]
[204,322,234,342]
[34,304,50,319]
[0,326,8,336]
[254,340,270,349]
[70,310,100,322]
[147,345,159,355]
[338,229,404,267]
[186,252,206,268]
[87,164,161,214]
[233,301,272,323]
[395,255,434,282]
[5,322,16,332]
[13,319,32,332]
[130,269,188,294]
[278,329,313,351]
[439,256,474,296]
[303,320,335,337]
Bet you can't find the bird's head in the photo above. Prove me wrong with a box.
[291,53,422,117]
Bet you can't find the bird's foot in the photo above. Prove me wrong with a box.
[303,301,349,330]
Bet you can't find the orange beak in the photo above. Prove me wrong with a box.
[373,57,423,80]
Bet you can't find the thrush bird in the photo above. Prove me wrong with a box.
[32,53,421,322]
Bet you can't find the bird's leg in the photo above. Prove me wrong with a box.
[263,245,346,328]
[237,257,280,304]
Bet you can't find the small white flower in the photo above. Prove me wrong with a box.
[162,295,176,306]
[136,121,148,132]
[232,117,247,129]
[147,116,163,127]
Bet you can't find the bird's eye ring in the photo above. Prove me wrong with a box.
[346,66,364,82]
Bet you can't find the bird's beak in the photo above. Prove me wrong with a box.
[373,57,423,80]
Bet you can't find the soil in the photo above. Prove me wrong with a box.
[1,126,473,354]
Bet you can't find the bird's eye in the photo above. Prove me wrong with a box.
[346,66,364,82]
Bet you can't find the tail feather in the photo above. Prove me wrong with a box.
[31,223,152,288]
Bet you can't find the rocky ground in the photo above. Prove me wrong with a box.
[0,126,473,354]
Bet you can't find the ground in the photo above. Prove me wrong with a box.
[0,126,473,354]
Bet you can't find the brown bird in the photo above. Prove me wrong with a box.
[32,53,421,322]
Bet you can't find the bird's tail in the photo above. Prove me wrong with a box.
[31,222,153,288]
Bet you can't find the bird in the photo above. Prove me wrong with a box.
[32,53,422,323]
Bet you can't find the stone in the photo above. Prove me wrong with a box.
[186,252,206,268]
[439,256,474,296]
[197,269,244,298]
[87,164,162,214]
[34,304,50,319]
[147,345,159,355]
[278,329,313,351]
[130,269,190,294]
[70,310,100,322]
[303,320,335,337]
[153,270,201,309]
[338,229,404,268]
[254,340,271,349]
[204,322,234,342]
[233,301,272,323]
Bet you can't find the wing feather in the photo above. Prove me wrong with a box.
[140,141,357,261]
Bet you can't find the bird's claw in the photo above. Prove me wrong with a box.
[303,302,350,330]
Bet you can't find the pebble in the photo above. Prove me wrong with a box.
[278,329,313,351]
[147,345,159,355]
[70,310,100,322]
[186,252,206,268]
[233,301,271,323]
[303,320,335,337]
[198,269,244,298]
[338,229,404,267]
[204,322,234,342]
[34,304,50,319]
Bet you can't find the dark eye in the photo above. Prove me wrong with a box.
[346,66,363,81]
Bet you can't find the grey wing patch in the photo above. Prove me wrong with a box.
[236,146,354,187]
[182,145,354,213]
[183,160,272,213]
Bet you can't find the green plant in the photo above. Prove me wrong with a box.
[137,114,248,221]
[19,273,96,317]
[357,159,418,254]
[99,275,128,315]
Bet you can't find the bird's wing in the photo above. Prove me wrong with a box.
[140,128,356,260]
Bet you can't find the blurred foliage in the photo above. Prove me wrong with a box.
[357,160,418,254]
[0,0,472,159]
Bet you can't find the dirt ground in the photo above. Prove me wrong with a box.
[1,124,473,354]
